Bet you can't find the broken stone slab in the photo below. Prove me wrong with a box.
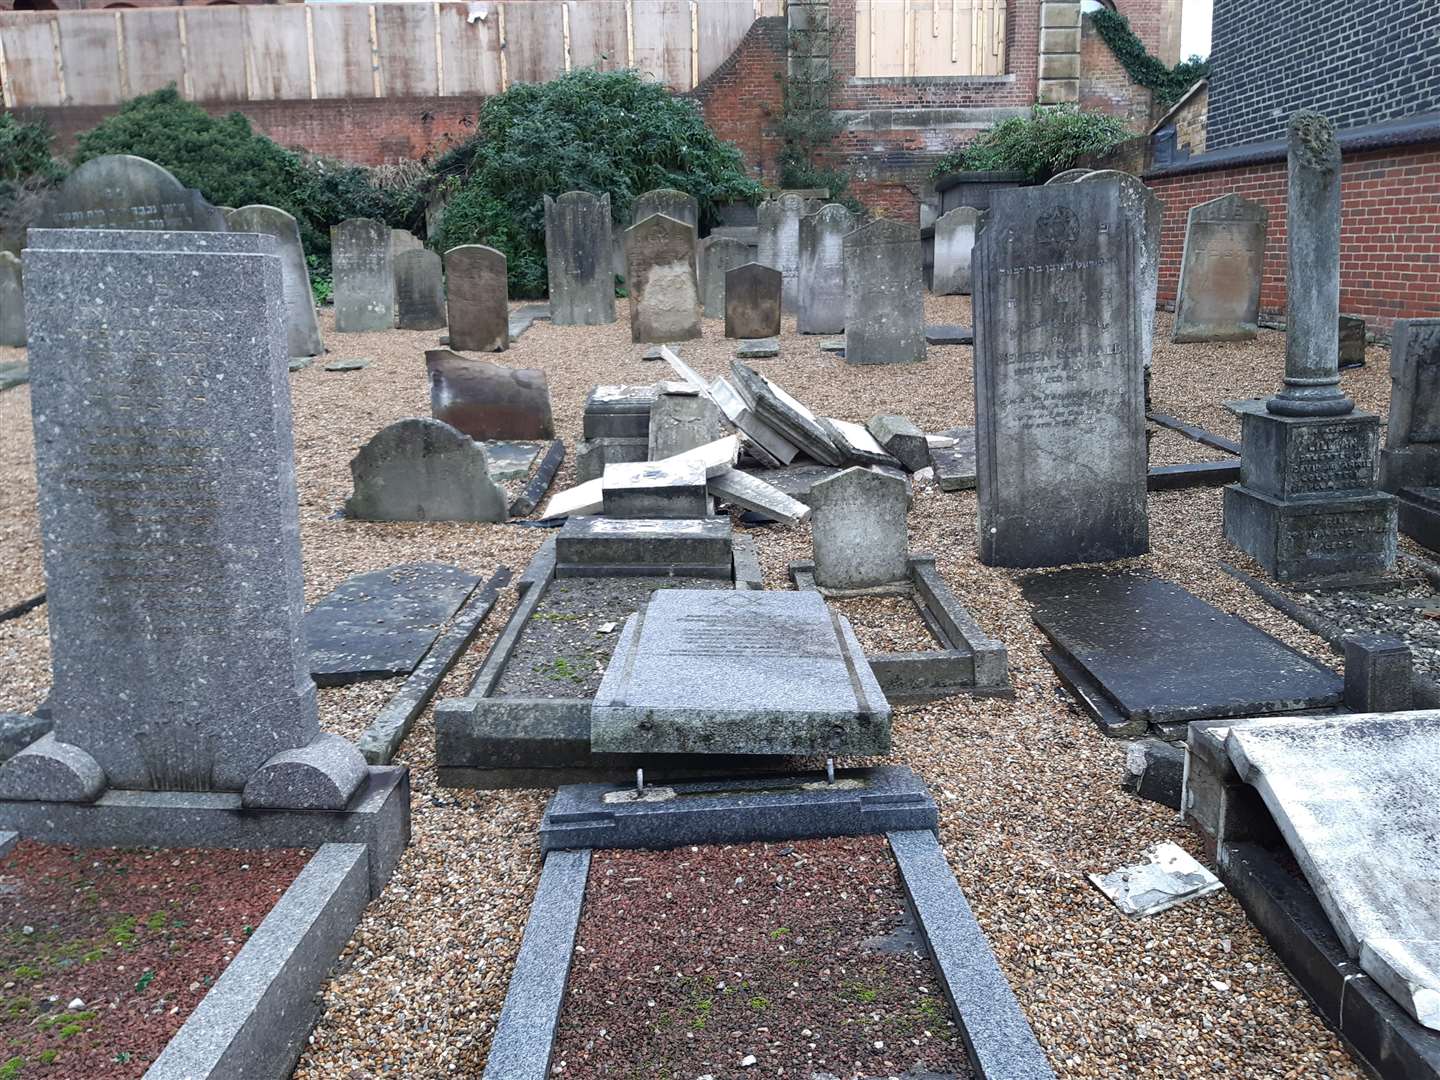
[324,358,371,372]
[601,459,711,520]
[483,440,543,482]
[930,438,977,491]
[1088,842,1224,917]
[736,464,843,507]
[427,350,555,441]
[345,419,509,523]
[1121,737,1186,810]
[925,324,973,346]
[544,477,604,519]
[819,339,845,353]
[707,377,800,467]
[707,468,811,526]
[509,439,566,518]
[551,436,738,517]
[735,337,780,359]
[820,417,901,469]
[867,415,930,472]
[730,360,842,466]
[555,518,734,579]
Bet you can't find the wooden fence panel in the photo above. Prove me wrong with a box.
[438,2,503,96]
[247,6,312,102]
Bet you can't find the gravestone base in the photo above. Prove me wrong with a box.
[1223,485,1397,585]
[554,516,733,579]
[1395,488,1440,554]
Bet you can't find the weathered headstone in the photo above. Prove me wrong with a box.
[37,155,228,233]
[1223,112,1396,583]
[1,228,364,808]
[0,253,23,348]
[973,182,1149,567]
[810,467,910,591]
[931,206,982,296]
[1044,169,1091,185]
[1077,171,1163,372]
[844,219,926,365]
[631,189,698,236]
[426,349,554,440]
[1339,315,1367,367]
[445,244,510,352]
[390,229,424,257]
[394,249,447,330]
[224,205,323,357]
[649,385,722,460]
[332,218,395,332]
[624,213,701,343]
[1171,193,1269,343]
[544,191,616,326]
[724,262,783,340]
[346,418,508,523]
[757,193,807,313]
[866,415,928,472]
[699,235,751,320]
[796,204,856,334]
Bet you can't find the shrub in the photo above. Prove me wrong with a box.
[431,67,762,297]
[929,106,1133,183]
[0,112,67,244]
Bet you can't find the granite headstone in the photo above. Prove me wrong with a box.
[844,219,926,365]
[1171,193,1269,343]
[544,191,616,326]
[445,244,510,352]
[332,217,395,332]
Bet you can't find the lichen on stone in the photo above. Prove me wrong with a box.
[1288,110,1339,172]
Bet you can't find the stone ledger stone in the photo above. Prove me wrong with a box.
[6,229,363,808]
[445,244,510,352]
[427,349,554,440]
[974,182,1149,567]
[932,206,982,296]
[224,205,324,358]
[545,191,616,326]
[0,252,23,348]
[346,418,508,523]
[844,219,926,365]
[394,249,447,330]
[601,460,710,519]
[1171,193,1269,343]
[37,155,228,233]
[725,263,783,340]
[699,236,751,320]
[332,218,395,332]
[757,193,807,313]
[625,213,701,343]
[809,467,910,591]
[797,204,857,334]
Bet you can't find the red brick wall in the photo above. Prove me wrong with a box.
[1147,143,1440,337]
[1079,14,1153,131]
[691,17,788,184]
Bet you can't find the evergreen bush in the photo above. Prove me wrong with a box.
[929,106,1133,183]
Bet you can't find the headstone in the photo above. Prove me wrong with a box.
[624,213,701,344]
[2,228,363,807]
[1223,112,1396,583]
[1339,315,1367,367]
[445,244,510,352]
[591,589,891,756]
[757,193,806,313]
[844,219,926,365]
[1045,169,1091,184]
[332,218,395,332]
[797,204,857,334]
[1378,320,1440,549]
[724,262,783,340]
[649,385,722,460]
[973,181,1149,567]
[427,349,554,440]
[601,459,710,519]
[931,206,982,296]
[810,467,909,591]
[631,188,698,236]
[0,253,23,348]
[544,191,616,326]
[224,205,323,358]
[699,235,751,320]
[866,415,928,472]
[394,249,447,330]
[345,418,508,522]
[37,155,228,233]
[1171,193,1269,343]
[1077,170,1163,372]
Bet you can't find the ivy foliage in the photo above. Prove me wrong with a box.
[430,67,762,298]
[0,113,68,243]
[929,106,1133,183]
[1089,9,1209,108]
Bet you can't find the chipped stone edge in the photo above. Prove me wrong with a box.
[145,842,371,1080]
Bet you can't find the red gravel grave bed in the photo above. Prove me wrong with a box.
[551,835,973,1080]
[0,841,310,1079]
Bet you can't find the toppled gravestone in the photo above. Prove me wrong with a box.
[427,349,555,441]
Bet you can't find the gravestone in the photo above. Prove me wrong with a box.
[631,188,698,236]
[724,262,783,340]
[224,205,323,357]
[332,218,395,332]
[1223,112,1396,582]
[844,219,926,365]
[1,228,364,808]
[810,467,909,592]
[0,253,22,348]
[346,418,508,523]
[426,349,554,440]
[1077,171,1163,373]
[1171,193,1269,343]
[394,249,447,330]
[1339,315,1366,367]
[931,206,982,296]
[445,244,510,352]
[624,213,701,343]
[699,235,751,320]
[544,191,616,325]
[1379,320,1440,550]
[973,182,1149,567]
[797,204,857,334]
[866,415,928,472]
[649,385,722,460]
[601,459,710,519]
[37,155,228,233]
[757,193,807,313]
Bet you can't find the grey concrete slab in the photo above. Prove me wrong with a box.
[708,468,811,525]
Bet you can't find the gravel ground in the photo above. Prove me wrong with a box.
[0,301,1408,1078]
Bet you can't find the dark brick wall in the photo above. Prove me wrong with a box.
[1209,0,1440,150]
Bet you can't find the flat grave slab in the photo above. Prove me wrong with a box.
[306,563,481,686]
[926,324,974,346]
[930,429,977,491]
[1023,569,1341,736]
[592,589,891,756]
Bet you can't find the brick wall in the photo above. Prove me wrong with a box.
[1147,143,1440,337]
[1209,0,1440,150]
[1078,13,1153,130]
[691,17,788,184]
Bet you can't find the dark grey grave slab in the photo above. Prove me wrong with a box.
[555,516,733,579]
[583,384,660,439]
[735,337,780,359]
[1121,737,1186,809]
[1147,411,1242,455]
[930,439,977,492]
[540,765,934,852]
[925,324,974,346]
[510,439,566,518]
[1147,460,1242,490]
[1023,569,1341,733]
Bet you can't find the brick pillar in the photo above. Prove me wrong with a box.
[1037,1,1081,104]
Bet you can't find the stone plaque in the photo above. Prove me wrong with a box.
[797,204,856,335]
[544,191,616,326]
[757,193,806,313]
[224,205,323,358]
[37,154,228,233]
[932,206,982,296]
[973,183,1149,567]
[426,349,554,440]
[346,418,508,523]
[843,219,926,365]
[699,235,751,320]
[21,229,318,791]
[0,252,23,348]
[1171,193,1268,343]
[631,188,698,235]
[394,249,447,330]
[724,262,783,340]
[624,213,701,344]
[332,217,395,332]
[810,467,909,591]
[444,244,510,352]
